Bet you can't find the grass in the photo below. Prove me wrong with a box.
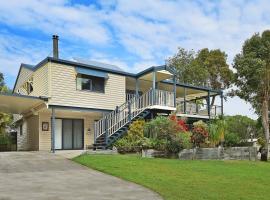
[73,154,270,200]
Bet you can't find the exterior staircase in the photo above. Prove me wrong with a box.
[93,89,175,149]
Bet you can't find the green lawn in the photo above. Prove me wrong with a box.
[73,154,270,200]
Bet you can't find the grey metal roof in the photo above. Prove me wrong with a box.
[73,58,125,72]
[21,63,35,70]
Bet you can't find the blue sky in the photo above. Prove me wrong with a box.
[1,0,270,119]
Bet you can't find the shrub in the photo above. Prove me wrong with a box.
[0,133,12,145]
[170,115,189,132]
[126,119,145,141]
[177,131,192,149]
[114,119,146,153]
[144,115,192,153]
[144,116,172,139]
[191,120,208,147]
[208,118,226,147]
[224,132,240,147]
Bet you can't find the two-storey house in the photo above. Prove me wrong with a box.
[0,35,223,151]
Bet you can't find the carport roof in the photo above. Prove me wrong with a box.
[0,93,47,114]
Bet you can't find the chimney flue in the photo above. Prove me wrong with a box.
[52,35,59,59]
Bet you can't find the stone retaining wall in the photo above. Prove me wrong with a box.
[178,147,258,161]
[142,147,258,160]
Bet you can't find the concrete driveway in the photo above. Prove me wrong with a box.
[0,152,162,200]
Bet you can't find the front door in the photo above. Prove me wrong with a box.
[55,119,84,150]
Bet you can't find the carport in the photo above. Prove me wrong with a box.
[0,93,47,115]
[0,93,47,151]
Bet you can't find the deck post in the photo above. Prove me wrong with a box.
[221,91,224,116]
[184,88,187,113]
[207,91,210,119]
[173,75,176,107]
[152,70,156,105]
[51,107,55,153]
[136,78,139,97]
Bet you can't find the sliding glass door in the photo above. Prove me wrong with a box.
[73,119,83,149]
[55,119,84,150]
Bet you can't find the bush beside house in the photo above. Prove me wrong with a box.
[113,114,262,160]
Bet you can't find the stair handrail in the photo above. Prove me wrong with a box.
[94,89,154,142]
[94,89,175,142]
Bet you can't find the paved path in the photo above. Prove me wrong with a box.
[0,152,162,200]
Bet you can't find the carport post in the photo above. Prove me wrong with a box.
[51,107,56,153]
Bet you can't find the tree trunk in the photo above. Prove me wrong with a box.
[261,99,269,161]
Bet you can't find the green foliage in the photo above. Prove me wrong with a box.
[0,133,12,145]
[225,115,260,139]
[0,112,13,134]
[126,119,145,141]
[114,119,146,153]
[0,72,4,89]
[144,116,172,139]
[224,132,240,147]
[0,71,13,136]
[144,116,192,153]
[177,132,192,149]
[209,115,261,147]
[167,47,233,90]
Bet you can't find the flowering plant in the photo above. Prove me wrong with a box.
[191,120,208,147]
[169,115,189,132]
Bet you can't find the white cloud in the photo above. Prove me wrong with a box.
[0,0,110,45]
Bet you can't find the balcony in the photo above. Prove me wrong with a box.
[176,101,222,119]
[125,89,222,119]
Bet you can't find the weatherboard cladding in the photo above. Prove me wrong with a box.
[49,62,126,110]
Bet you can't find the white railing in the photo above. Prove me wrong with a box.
[176,101,222,117]
[94,89,175,143]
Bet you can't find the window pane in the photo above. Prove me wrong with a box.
[92,77,104,92]
[81,78,92,90]
[76,77,82,90]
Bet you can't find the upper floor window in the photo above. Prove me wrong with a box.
[22,77,33,95]
[76,74,105,93]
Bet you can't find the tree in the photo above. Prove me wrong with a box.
[0,71,12,135]
[167,47,233,105]
[233,30,270,161]
[0,72,4,89]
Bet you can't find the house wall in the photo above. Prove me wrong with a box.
[31,64,49,97]
[17,115,39,151]
[38,111,98,151]
[49,62,126,110]
[14,67,33,94]
[17,120,28,150]
[27,115,39,150]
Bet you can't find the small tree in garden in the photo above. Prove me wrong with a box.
[191,120,209,147]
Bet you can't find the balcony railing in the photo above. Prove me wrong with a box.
[176,101,222,117]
